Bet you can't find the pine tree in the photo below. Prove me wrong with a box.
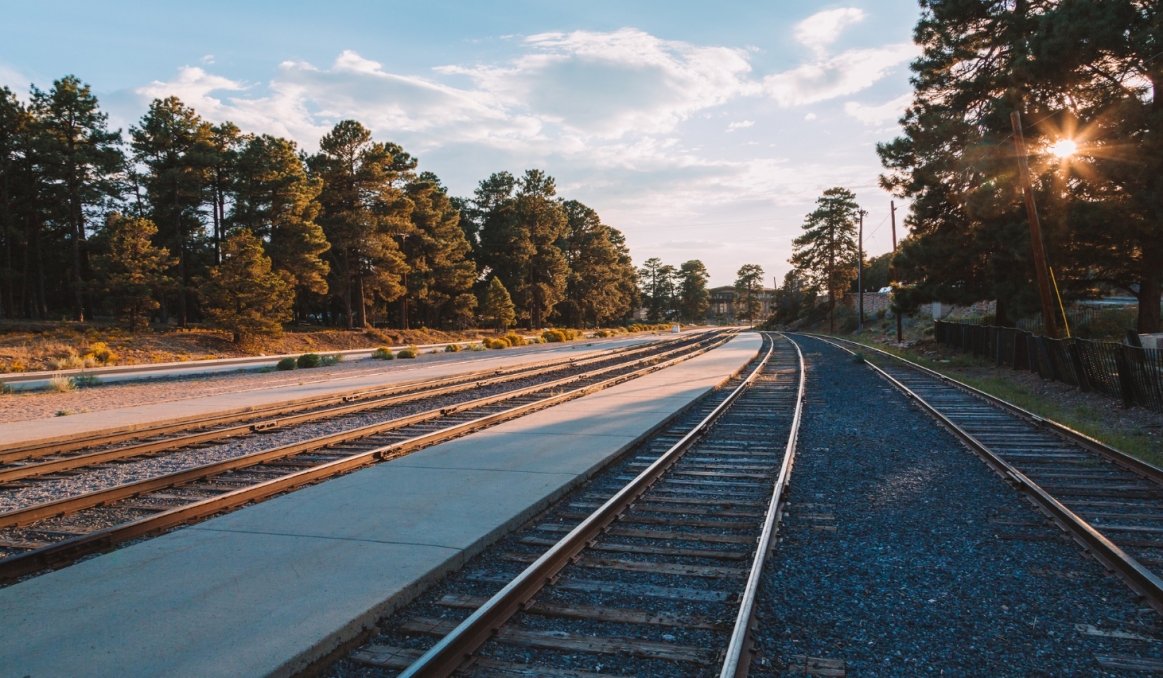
[402,172,476,328]
[31,76,124,322]
[200,231,293,343]
[308,121,412,329]
[131,96,210,327]
[91,214,174,331]
[791,188,860,333]
[734,264,765,324]
[477,170,568,328]
[202,122,244,265]
[558,200,635,328]
[232,134,329,319]
[677,260,710,322]
[481,276,516,330]
[0,87,32,319]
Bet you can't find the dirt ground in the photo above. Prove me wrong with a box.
[0,321,506,374]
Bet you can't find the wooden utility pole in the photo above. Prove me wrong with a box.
[1009,111,1061,339]
[890,201,902,343]
[858,211,864,331]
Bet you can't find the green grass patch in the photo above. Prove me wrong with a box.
[838,335,1163,466]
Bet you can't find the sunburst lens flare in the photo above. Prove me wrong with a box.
[1050,139,1078,159]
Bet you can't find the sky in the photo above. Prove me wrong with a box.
[0,0,922,287]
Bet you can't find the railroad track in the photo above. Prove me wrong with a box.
[0,331,733,582]
[806,333,1163,614]
[0,335,706,475]
[343,332,804,678]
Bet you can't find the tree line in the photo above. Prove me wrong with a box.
[878,0,1163,333]
[0,77,640,340]
[637,258,768,325]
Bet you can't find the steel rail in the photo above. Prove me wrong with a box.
[0,334,729,529]
[807,333,1163,613]
[811,334,1163,485]
[0,334,735,581]
[0,336,694,462]
[395,335,777,678]
[719,333,806,678]
[0,336,704,482]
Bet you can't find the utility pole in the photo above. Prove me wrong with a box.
[890,201,902,344]
[1009,111,1061,339]
[857,210,864,331]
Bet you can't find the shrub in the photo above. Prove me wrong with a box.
[398,345,419,359]
[541,329,567,343]
[527,337,541,344]
[49,354,85,371]
[276,357,298,371]
[320,353,343,367]
[1,382,13,395]
[47,375,75,392]
[73,374,102,388]
[503,332,526,347]
[486,338,508,349]
[85,342,117,364]
[852,352,866,364]
[467,342,487,352]
[373,347,395,360]
[297,353,322,369]
[444,344,461,353]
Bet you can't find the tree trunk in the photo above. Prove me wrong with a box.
[20,216,29,319]
[355,274,367,329]
[829,290,835,334]
[70,181,84,322]
[1138,239,1162,334]
[33,223,46,320]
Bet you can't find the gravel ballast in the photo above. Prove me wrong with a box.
[753,335,1162,677]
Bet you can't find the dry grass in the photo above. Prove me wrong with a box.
[0,320,504,374]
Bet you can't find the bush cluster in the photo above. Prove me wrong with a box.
[397,345,419,359]
[444,343,461,353]
[276,357,297,371]
[372,346,395,360]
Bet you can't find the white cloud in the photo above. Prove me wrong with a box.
[795,8,865,54]
[727,120,754,132]
[200,54,215,65]
[804,113,817,121]
[764,43,918,106]
[844,92,912,125]
[440,28,757,138]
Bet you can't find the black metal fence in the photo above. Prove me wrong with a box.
[934,321,1163,413]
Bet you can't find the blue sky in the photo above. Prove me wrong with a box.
[1,0,921,287]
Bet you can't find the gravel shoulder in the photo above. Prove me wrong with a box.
[755,335,1161,677]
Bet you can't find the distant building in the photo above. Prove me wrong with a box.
[708,286,775,322]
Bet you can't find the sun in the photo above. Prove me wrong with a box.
[1049,139,1078,159]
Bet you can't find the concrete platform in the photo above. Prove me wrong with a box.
[0,332,762,678]
[0,333,676,450]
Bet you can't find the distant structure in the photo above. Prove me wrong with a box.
[708,286,775,322]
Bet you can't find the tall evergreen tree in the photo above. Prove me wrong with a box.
[734,264,765,324]
[202,122,244,265]
[31,76,124,321]
[201,230,294,343]
[131,96,210,327]
[232,134,329,320]
[403,172,477,328]
[309,120,413,329]
[791,187,860,333]
[91,214,174,331]
[638,257,669,323]
[477,169,568,328]
[0,87,32,319]
[677,259,710,322]
[558,200,635,327]
[481,276,516,330]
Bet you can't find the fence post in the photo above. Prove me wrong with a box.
[1114,345,1136,409]
[1067,339,1089,393]
[1036,337,1058,380]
